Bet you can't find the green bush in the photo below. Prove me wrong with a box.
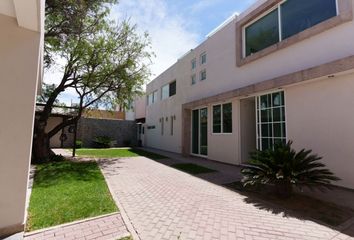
[93,136,112,148]
[241,141,340,198]
[75,140,83,149]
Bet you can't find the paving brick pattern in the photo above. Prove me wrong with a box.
[100,157,354,240]
[24,213,130,240]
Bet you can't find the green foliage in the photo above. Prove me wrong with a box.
[241,141,340,197]
[75,148,168,160]
[26,161,117,231]
[93,136,113,148]
[75,140,83,149]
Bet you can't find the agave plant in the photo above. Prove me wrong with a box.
[241,141,340,198]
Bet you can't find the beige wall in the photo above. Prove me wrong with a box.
[0,14,41,236]
[144,0,354,188]
[134,96,146,120]
[285,73,354,189]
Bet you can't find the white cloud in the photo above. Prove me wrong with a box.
[190,0,221,13]
[112,0,200,81]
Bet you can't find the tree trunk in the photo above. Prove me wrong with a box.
[32,121,52,163]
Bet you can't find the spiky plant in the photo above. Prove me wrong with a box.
[241,141,340,198]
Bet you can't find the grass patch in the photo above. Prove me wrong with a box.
[224,181,354,227]
[26,161,117,231]
[172,163,217,175]
[75,148,167,160]
[117,236,133,240]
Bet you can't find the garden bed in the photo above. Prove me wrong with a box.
[224,181,354,227]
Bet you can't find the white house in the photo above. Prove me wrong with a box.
[143,0,354,189]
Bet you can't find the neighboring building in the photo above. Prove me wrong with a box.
[0,0,44,238]
[144,0,354,189]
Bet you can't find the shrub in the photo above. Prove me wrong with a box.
[241,141,340,198]
[75,140,83,149]
[93,136,112,148]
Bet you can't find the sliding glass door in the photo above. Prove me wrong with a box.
[192,107,208,156]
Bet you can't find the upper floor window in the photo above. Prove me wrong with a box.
[191,58,196,70]
[200,52,207,65]
[213,103,232,134]
[147,90,158,106]
[200,69,206,81]
[244,0,337,57]
[161,81,176,100]
[191,74,196,85]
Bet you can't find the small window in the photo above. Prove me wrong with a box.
[147,94,153,106]
[191,58,196,70]
[200,52,207,65]
[213,103,232,134]
[161,84,169,100]
[191,74,196,85]
[169,81,176,97]
[153,90,158,103]
[200,70,206,81]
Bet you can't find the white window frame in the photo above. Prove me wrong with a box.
[200,69,206,81]
[161,84,169,100]
[190,106,209,158]
[191,58,197,70]
[212,103,233,135]
[191,74,196,85]
[200,52,207,65]
[255,90,287,151]
[242,0,339,58]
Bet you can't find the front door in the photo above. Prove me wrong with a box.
[192,107,208,156]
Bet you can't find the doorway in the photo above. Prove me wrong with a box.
[240,97,257,163]
[191,107,208,156]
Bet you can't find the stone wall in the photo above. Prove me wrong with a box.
[77,118,137,148]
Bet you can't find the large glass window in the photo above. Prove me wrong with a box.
[191,58,196,70]
[244,0,337,57]
[256,91,286,150]
[200,52,207,65]
[281,0,337,39]
[213,103,232,134]
[161,84,169,100]
[200,69,206,81]
[245,9,279,57]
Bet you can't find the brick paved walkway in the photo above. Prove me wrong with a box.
[100,156,354,240]
[24,213,130,240]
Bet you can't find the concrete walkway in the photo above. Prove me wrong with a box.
[99,155,354,240]
[24,213,130,240]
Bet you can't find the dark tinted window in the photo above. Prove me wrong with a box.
[213,105,221,133]
[281,0,337,39]
[222,103,232,133]
[169,81,176,96]
[245,9,279,56]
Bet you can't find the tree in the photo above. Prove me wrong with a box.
[241,141,339,198]
[33,0,152,162]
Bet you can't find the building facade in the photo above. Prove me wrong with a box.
[0,0,44,237]
[144,0,354,189]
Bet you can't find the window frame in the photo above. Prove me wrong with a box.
[200,69,206,81]
[200,52,207,65]
[241,0,340,59]
[191,58,197,70]
[255,90,287,151]
[212,102,233,135]
[191,74,196,85]
[169,80,176,97]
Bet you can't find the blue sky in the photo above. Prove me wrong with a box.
[46,0,257,105]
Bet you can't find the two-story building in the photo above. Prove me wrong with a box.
[144,0,354,189]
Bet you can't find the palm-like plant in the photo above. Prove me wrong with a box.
[241,141,340,198]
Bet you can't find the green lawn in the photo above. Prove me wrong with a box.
[75,148,168,160]
[26,161,117,231]
[172,163,217,175]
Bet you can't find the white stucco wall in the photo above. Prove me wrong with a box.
[285,72,354,189]
[0,13,41,235]
[144,1,354,188]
